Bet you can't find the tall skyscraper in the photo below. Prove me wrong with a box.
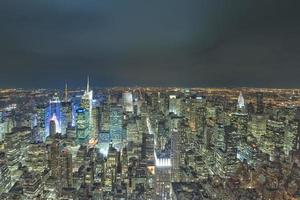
[109,105,123,148]
[169,95,181,116]
[214,125,240,178]
[256,92,264,114]
[76,108,89,142]
[123,92,134,112]
[49,93,62,135]
[81,76,93,138]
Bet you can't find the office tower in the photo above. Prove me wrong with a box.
[100,102,110,132]
[76,108,89,142]
[256,92,264,114]
[61,101,72,136]
[26,143,48,173]
[49,117,57,137]
[169,95,181,116]
[171,129,182,182]
[4,131,21,182]
[0,114,15,141]
[49,140,60,177]
[0,152,11,193]
[59,148,73,188]
[91,106,100,140]
[104,142,118,191]
[126,119,139,143]
[81,76,93,138]
[123,91,134,112]
[98,131,110,156]
[189,96,205,133]
[249,115,267,141]
[155,166,171,199]
[261,119,285,161]
[110,105,123,148]
[214,125,240,178]
[230,112,248,139]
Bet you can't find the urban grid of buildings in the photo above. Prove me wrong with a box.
[0,78,300,199]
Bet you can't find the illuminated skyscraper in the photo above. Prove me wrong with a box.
[81,76,93,138]
[109,105,123,148]
[61,101,72,136]
[4,130,22,182]
[169,95,181,116]
[104,142,118,191]
[214,125,240,178]
[123,91,134,112]
[261,119,285,161]
[49,119,56,137]
[59,148,73,188]
[36,105,47,142]
[49,93,62,134]
[26,143,48,173]
[76,108,89,143]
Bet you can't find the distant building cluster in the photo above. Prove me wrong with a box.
[0,82,300,199]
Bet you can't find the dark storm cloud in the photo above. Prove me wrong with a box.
[0,0,300,88]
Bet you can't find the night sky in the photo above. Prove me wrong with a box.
[0,0,300,88]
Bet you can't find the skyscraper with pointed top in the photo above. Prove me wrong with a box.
[80,76,93,138]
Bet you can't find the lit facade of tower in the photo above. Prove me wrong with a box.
[109,105,123,149]
[49,114,60,136]
[61,101,72,136]
[81,76,93,138]
[214,125,240,178]
[47,93,62,137]
[123,91,133,112]
[169,95,181,116]
[76,108,89,142]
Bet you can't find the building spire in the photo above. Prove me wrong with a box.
[64,81,68,102]
[86,75,90,92]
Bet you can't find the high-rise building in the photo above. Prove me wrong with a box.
[256,92,264,114]
[0,152,11,193]
[169,95,181,116]
[49,140,60,178]
[261,119,285,161]
[81,76,93,138]
[26,143,48,173]
[48,93,62,136]
[22,170,44,199]
[59,148,73,188]
[214,125,240,178]
[4,131,22,182]
[61,101,72,136]
[123,91,134,112]
[110,105,123,148]
[49,117,57,137]
[76,108,89,142]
